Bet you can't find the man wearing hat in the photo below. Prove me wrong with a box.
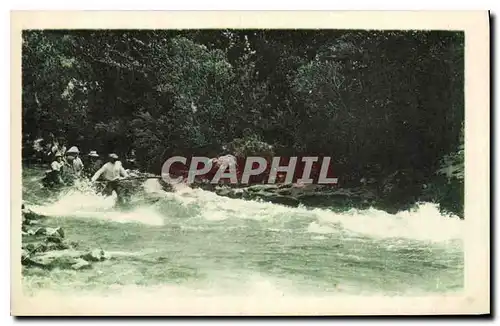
[42,152,65,187]
[85,150,103,177]
[65,146,84,178]
[91,153,129,204]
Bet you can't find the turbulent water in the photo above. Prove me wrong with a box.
[22,166,464,299]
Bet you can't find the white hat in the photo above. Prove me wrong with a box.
[67,146,80,154]
[54,152,63,158]
[109,153,119,159]
[88,150,99,157]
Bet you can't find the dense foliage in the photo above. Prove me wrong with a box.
[21,29,464,216]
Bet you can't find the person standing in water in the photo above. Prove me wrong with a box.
[42,152,65,187]
[85,150,103,177]
[91,153,129,204]
[64,146,85,182]
[58,138,67,157]
[126,149,138,170]
[46,139,59,163]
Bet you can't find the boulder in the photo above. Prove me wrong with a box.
[215,187,232,197]
[26,227,44,236]
[22,245,110,270]
[46,227,65,238]
[252,192,300,207]
[22,241,49,254]
[71,258,92,270]
[23,249,83,269]
[297,187,377,208]
[276,189,292,196]
[21,249,29,261]
[24,226,65,239]
[20,204,112,270]
[246,184,280,193]
[22,209,45,227]
[23,219,41,226]
[212,182,378,209]
[226,188,245,199]
[80,249,110,262]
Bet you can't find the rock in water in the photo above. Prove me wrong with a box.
[80,249,110,262]
[46,227,65,238]
[246,184,280,193]
[21,249,29,261]
[22,208,45,223]
[71,258,92,270]
[44,240,71,251]
[24,219,41,226]
[26,227,43,236]
[215,187,232,197]
[25,249,83,269]
[25,226,64,237]
[254,193,300,207]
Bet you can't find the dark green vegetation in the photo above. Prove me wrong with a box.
[22,30,464,216]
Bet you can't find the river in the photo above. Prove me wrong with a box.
[21,166,464,299]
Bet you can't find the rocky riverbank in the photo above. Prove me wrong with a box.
[209,183,378,209]
[176,167,463,217]
[21,204,111,271]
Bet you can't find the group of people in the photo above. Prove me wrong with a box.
[42,145,130,204]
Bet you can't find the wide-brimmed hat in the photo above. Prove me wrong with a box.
[67,146,80,154]
[108,153,119,159]
[88,150,99,157]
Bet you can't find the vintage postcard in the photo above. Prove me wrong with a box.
[11,11,490,316]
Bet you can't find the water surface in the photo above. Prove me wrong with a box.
[22,166,464,298]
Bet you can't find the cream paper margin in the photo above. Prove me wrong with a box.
[10,10,490,316]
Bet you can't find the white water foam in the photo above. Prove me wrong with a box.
[149,180,464,242]
[30,184,164,226]
[307,222,337,234]
[309,203,464,242]
[31,178,464,241]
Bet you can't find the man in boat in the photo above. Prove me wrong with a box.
[91,153,129,204]
[42,152,65,188]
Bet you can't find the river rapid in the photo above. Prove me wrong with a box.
[21,166,464,301]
